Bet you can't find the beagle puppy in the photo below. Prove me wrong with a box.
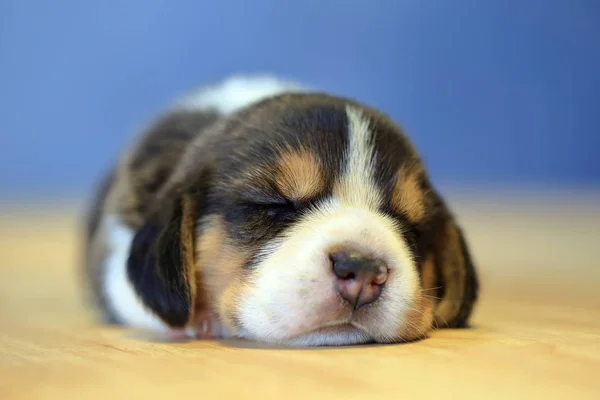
[83,75,479,346]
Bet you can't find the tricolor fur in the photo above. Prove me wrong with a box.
[82,75,479,346]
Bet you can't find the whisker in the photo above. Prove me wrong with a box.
[420,286,442,292]
[405,307,429,334]
[435,312,450,329]
[431,316,440,331]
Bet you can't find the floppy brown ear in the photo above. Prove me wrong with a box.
[126,193,198,328]
[428,216,479,329]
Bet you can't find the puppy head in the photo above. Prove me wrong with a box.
[127,94,478,346]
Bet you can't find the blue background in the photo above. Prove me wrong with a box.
[1,0,599,200]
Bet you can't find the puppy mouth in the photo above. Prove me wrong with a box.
[299,320,366,337]
[278,321,375,347]
[286,299,382,340]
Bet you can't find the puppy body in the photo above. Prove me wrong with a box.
[83,75,478,346]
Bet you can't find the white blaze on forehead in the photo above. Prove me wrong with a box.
[334,106,382,208]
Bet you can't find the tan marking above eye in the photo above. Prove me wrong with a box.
[275,149,325,200]
[391,164,426,224]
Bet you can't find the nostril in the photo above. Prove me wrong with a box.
[343,272,356,281]
[372,266,389,286]
[330,252,364,280]
[330,250,389,308]
[330,250,388,285]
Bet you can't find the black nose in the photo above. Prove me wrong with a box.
[330,251,388,309]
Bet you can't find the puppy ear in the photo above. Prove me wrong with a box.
[429,217,479,329]
[126,194,198,328]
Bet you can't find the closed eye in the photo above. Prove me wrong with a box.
[239,195,300,218]
[252,201,296,217]
[239,189,323,218]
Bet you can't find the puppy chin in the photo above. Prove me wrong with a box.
[262,325,373,347]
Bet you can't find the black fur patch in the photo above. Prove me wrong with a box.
[127,199,192,328]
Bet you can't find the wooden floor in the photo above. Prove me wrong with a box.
[1,189,599,399]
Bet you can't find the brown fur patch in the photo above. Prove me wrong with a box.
[420,253,438,294]
[180,195,198,322]
[391,164,426,224]
[195,215,249,334]
[275,149,324,200]
[217,277,248,334]
[433,221,467,327]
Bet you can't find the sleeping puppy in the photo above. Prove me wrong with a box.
[83,75,479,346]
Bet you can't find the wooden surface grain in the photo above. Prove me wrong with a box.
[1,190,599,400]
